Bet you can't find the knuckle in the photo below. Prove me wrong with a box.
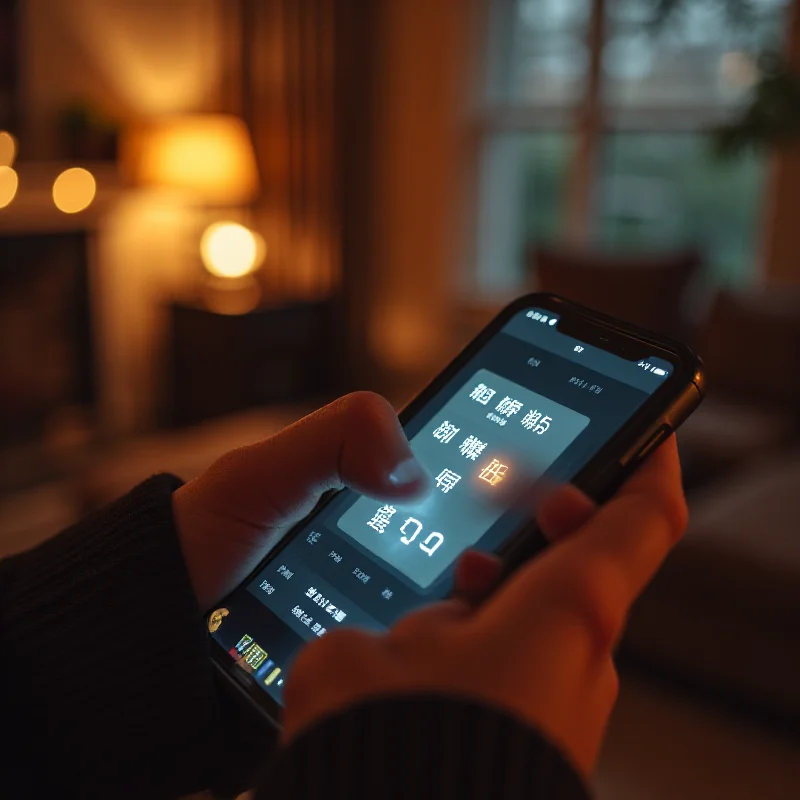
[606,665,620,705]
[200,444,256,489]
[284,629,373,703]
[666,493,690,541]
[650,490,689,544]
[567,558,627,653]
[337,391,392,422]
[389,601,464,642]
[387,612,427,641]
[291,629,371,677]
[209,444,247,472]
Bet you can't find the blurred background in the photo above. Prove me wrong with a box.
[1,1,799,797]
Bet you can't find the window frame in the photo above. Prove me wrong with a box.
[472,0,789,297]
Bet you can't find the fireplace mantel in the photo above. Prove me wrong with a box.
[0,161,199,437]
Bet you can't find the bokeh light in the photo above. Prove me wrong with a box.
[0,131,16,167]
[200,222,262,279]
[53,168,97,214]
[0,166,19,208]
[719,51,759,89]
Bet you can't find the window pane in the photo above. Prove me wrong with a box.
[488,0,591,106]
[604,0,790,111]
[596,133,768,284]
[475,0,788,295]
[475,133,574,294]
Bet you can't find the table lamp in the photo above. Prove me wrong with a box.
[124,114,264,312]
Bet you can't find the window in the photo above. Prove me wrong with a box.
[476,132,575,294]
[597,133,766,284]
[475,0,790,296]
[488,0,590,109]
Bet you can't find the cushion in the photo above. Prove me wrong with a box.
[623,449,800,720]
[699,288,800,407]
[678,397,798,481]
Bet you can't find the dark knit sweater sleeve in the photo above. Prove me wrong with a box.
[0,475,234,799]
[1,476,591,800]
[256,696,591,800]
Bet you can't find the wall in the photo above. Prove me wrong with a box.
[366,0,477,397]
[18,0,225,432]
[92,194,198,433]
[20,0,223,157]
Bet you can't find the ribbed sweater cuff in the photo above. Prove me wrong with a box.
[257,695,590,800]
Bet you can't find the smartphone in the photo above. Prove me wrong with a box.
[208,293,705,726]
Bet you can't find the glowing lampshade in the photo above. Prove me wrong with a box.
[200,221,265,279]
[0,131,16,167]
[53,168,97,214]
[126,114,259,204]
[0,166,18,208]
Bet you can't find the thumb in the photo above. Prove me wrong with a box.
[184,392,430,534]
[537,484,597,542]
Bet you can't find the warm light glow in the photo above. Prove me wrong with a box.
[719,51,759,89]
[478,459,509,487]
[126,114,259,204]
[0,131,16,167]
[61,4,217,115]
[200,222,262,279]
[53,168,97,214]
[0,166,18,208]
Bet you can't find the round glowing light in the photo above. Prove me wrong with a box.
[0,131,16,167]
[719,51,759,89]
[0,166,19,208]
[200,222,260,279]
[53,167,97,214]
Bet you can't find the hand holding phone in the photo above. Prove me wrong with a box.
[199,294,704,725]
[281,436,686,776]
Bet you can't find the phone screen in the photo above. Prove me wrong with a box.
[209,306,677,700]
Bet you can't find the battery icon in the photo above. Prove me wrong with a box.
[264,667,282,686]
[651,367,667,376]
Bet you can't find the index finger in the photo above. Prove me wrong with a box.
[481,435,687,629]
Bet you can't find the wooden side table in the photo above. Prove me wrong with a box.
[165,299,336,427]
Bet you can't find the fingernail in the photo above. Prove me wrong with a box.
[388,456,430,490]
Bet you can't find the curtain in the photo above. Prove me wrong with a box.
[226,0,473,393]
[222,0,380,388]
[231,0,342,301]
